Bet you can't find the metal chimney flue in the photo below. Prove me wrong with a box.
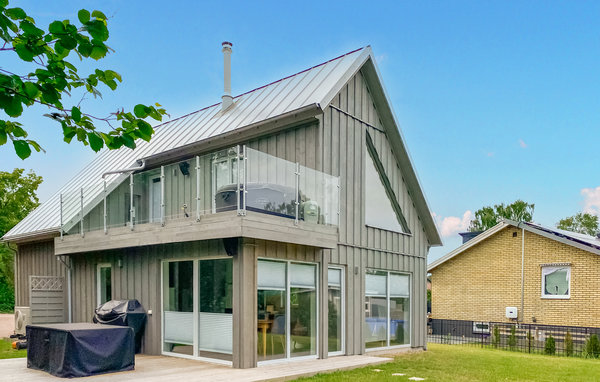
[221,41,233,111]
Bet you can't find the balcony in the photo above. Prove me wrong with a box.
[55,146,340,255]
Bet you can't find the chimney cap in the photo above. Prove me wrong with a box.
[222,41,233,47]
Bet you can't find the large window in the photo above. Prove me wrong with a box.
[365,270,410,349]
[542,265,570,299]
[257,260,317,362]
[96,263,112,306]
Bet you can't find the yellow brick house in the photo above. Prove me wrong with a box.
[428,219,600,328]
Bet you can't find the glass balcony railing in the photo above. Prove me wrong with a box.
[60,146,340,237]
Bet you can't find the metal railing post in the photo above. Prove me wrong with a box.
[161,166,166,226]
[80,187,84,238]
[103,180,107,234]
[129,173,134,230]
[59,193,63,240]
[236,145,242,216]
[243,145,247,214]
[195,156,200,221]
[295,162,300,225]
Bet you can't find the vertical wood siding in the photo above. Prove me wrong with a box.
[15,241,65,307]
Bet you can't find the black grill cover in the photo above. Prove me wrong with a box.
[93,299,147,353]
[27,323,134,378]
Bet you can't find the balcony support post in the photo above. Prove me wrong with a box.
[242,145,247,215]
[60,193,63,241]
[236,145,242,216]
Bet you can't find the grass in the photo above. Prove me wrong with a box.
[297,343,600,382]
[0,338,26,359]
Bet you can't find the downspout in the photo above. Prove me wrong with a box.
[57,255,72,323]
[518,222,525,323]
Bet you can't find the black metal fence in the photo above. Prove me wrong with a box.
[428,319,600,357]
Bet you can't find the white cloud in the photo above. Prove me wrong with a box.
[434,210,474,238]
[581,186,600,215]
[518,139,527,148]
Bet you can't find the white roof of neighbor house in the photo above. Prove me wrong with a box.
[4,46,443,245]
[428,219,600,272]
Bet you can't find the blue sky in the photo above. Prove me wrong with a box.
[1,1,599,262]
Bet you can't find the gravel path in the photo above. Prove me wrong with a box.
[0,313,14,338]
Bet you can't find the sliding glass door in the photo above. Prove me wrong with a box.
[327,267,344,355]
[162,258,233,363]
[364,270,410,349]
[257,260,318,362]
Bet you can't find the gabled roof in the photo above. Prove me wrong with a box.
[4,46,442,246]
[428,219,600,272]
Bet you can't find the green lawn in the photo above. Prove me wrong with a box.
[0,338,26,359]
[298,343,600,382]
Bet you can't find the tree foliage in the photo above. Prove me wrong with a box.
[0,168,42,287]
[0,1,167,159]
[556,212,599,236]
[469,199,535,232]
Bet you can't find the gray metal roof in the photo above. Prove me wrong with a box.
[4,47,369,240]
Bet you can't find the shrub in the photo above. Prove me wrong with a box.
[508,325,517,350]
[565,330,573,357]
[585,334,600,358]
[0,275,15,313]
[492,326,500,348]
[545,335,556,355]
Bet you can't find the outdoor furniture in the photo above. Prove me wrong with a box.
[93,299,147,353]
[27,323,134,378]
[257,319,272,358]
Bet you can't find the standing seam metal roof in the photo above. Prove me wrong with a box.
[4,47,366,240]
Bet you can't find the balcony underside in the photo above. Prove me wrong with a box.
[54,211,338,255]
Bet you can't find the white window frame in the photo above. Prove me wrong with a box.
[365,269,412,352]
[327,266,345,357]
[541,265,571,299]
[96,263,112,306]
[256,258,319,366]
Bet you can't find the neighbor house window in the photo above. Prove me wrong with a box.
[541,265,570,299]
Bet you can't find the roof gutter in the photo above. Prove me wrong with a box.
[102,159,146,179]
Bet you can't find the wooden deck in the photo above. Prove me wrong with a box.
[2,354,391,381]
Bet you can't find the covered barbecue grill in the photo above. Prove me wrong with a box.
[93,299,147,353]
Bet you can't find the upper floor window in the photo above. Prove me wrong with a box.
[541,265,570,299]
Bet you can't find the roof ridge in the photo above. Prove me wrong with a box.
[152,47,365,131]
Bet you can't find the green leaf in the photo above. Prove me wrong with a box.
[2,96,23,117]
[48,20,65,34]
[133,104,148,118]
[19,20,44,37]
[0,0,9,8]
[87,132,104,152]
[13,42,35,61]
[12,125,27,137]
[0,128,7,145]
[59,35,77,50]
[23,82,39,99]
[91,10,107,20]
[77,9,90,24]
[84,20,109,41]
[5,7,27,20]
[77,40,92,57]
[71,106,81,122]
[121,134,136,149]
[13,140,31,159]
[89,42,108,60]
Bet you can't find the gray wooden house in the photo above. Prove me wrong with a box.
[3,44,441,368]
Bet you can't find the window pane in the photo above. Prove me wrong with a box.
[328,285,342,353]
[163,261,194,355]
[389,297,410,346]
[257,289,286,361]
[290,286,317,357]
[198,259,233,361]
[365,272,387,296]
[99,266,111,305]
[150,178,161,223]
[390,274,409,297]
[328,268,341,287]
[543,267,570,296]
[365,296,387,348]
[258,260,286,289]
[290,263,316,288]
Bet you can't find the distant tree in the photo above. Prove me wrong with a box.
[556,213,599,236]
[469,200,535,232]
[0,168,42,288]
[0,1,167,159]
